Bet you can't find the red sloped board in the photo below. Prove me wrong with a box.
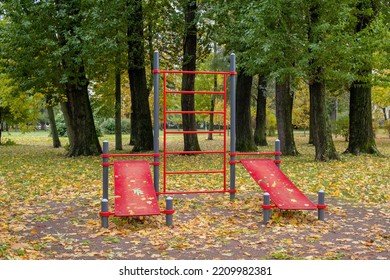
[240,159,317,210]
[114,160,161,216]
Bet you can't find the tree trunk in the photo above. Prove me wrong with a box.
[236,70,256,152]
[345,1,380,155]
[181,0,201,152]
[309,90,315,145]
[310,80,339,161]
[207,94,215,140]
[61,74,102,156]
[47,103,61,148]
[129,97,136,145]
[127,0,153,152]
[115,67,122,150]
[254,75,268,146]
[275,79,298,156]
[346,81,379,155]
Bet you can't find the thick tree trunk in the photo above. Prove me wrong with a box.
[47,103,61,148]
[129,97,136,145]
[181,0,200,151]
[275,79,298,156]
[254,75,268,146]
[115,67,122,150]
[345,1,380,155]
[127,0,153,152]
[310,80,339,161]
[346,81,379,155]
[309,90,315,145]
[61,74,102,156]
[236,71,256,152]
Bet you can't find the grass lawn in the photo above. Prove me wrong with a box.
[0,130,389,260]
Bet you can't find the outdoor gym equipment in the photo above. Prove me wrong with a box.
[99,51,326,227]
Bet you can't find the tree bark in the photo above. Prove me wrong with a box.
[127,0,153,152]
[346,80,379,154]
[207,94,215,140]
[181,0,201,151]
[46,103,61,148]
[115,67,122,150]
[61,74,102,156]
[310,80,339,161]
[236,70,256,152]
[309,89,315,145]
[345,1,380,155]
[275,79,298,156]
[254,75,268,146]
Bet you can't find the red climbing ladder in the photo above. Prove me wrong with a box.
[240,159,317,210]
[159,69,233,195]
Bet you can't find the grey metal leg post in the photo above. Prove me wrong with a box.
[318,190,326,221]
[165,197,174,226]
[101,199,109,228]
[229,53,237,201]
[263,192,271,224]
[275,139,281,168]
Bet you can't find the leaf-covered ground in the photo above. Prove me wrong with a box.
[0,132,389,260]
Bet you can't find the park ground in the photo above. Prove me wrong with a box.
[0,131,389,260]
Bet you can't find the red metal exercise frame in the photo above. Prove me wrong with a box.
[159,70,231,195]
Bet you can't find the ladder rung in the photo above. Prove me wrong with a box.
[165,170,225,175]
[166,111,225,115]
[166,90,225,95]
[165,150,225,155]
[165,130,226,135]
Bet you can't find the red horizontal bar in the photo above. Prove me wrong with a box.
[157,190,231,195]
[105,153,159,157]
[166,90,225,95]
[166,110,225,115]
[232,152,282,156]
[165,170,224,175]
[164,150,225,155]
[166,130,225,134]
[156,70,236,75]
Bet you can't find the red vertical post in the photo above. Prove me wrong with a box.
[163,73,168,193]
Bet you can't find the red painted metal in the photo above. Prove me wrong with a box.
[156,69,236,75]
[157,190,234,195]
[165,170,224,175]
[105,153,158,158]
[99,211,114,217]
[165,150,225,155]
[240,159,317,210]
[166,130,225,134]
[166,90,225,95]
[163,72,168,192]
[233,151,282,156]
[161,70,230,194]
[114,160,161,216]
[167,110,225,114]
